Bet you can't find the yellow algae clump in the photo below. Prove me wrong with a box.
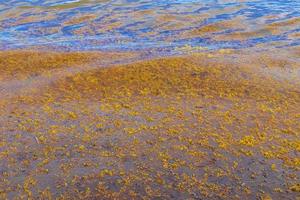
[124,127,138,135]
[99,169,114,177]
[239,135,257,147]
[78,145,85,151]
[259,194,273,200]
[289,184,300,192]
[67,111,78,119]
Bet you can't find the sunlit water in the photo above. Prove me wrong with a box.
[0,1,300,199]
[0,0,300,54]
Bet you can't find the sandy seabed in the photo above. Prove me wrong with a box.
[0,47,299,199]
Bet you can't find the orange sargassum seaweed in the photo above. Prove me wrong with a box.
[0,48,299,199]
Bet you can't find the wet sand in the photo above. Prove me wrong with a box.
[0,48,299,199]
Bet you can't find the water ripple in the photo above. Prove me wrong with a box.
[0,0,299,53]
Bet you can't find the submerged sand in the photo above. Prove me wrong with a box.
[0,48,299,199]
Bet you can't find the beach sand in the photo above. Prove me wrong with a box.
[0,48,299,199]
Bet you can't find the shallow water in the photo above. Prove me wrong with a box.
[1,0,300,53]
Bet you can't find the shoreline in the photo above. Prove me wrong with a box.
[0,48,299,199]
